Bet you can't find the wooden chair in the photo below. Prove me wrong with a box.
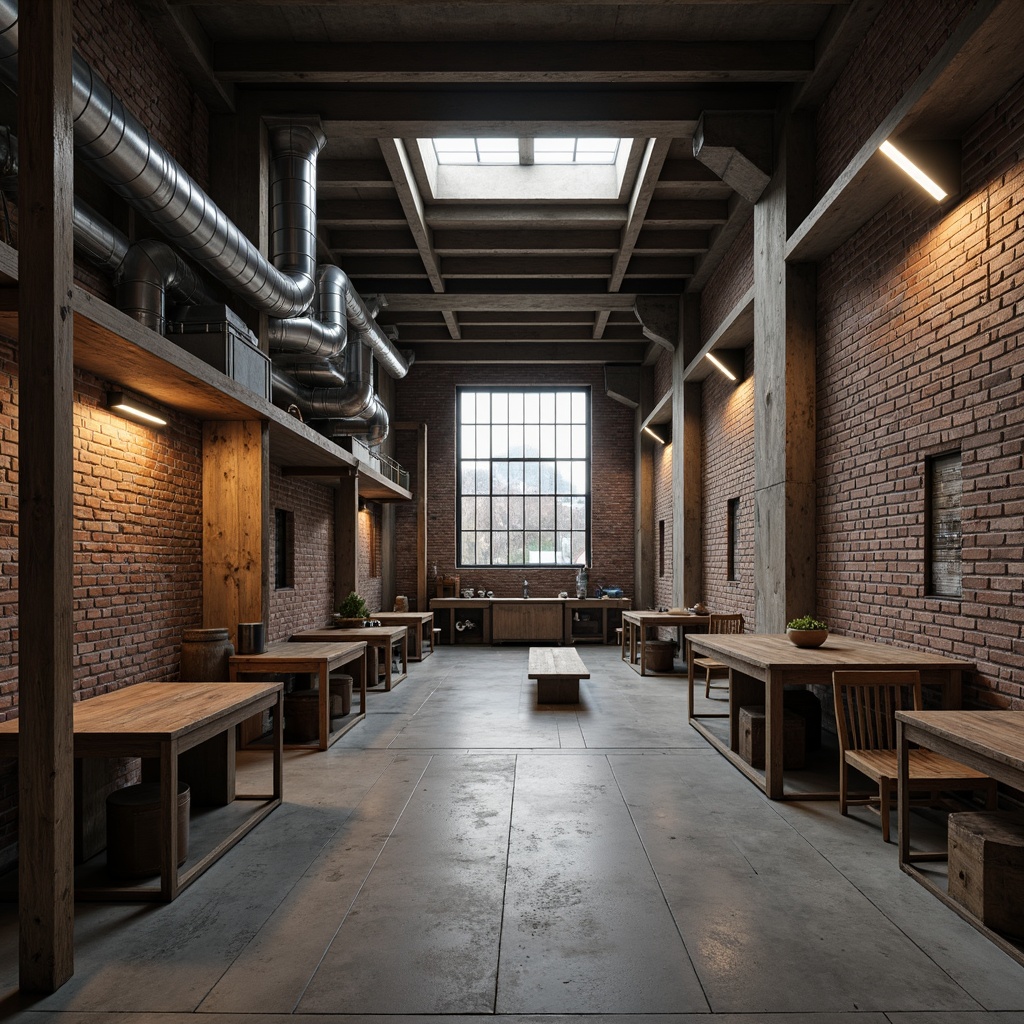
[693,614,744,698]
[832,670,997,843]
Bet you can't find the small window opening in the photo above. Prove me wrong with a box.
[727,498,740,582]
[275,508,294,589]
[926,451,962,598]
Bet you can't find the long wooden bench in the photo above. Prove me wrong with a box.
[528,646,589,704]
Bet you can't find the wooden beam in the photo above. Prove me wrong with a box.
[184,0,844,7]
[634,295,680,350]
[335,474,360,604]
[214,40,814,84]
[675,298,703,607]
[18,0,76,993]
[692,111,775,203]
[607,137,672,294]
[244,85,780,137]
[384,292,641,312]
[401,341,645,363]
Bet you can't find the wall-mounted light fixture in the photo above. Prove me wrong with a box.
[643,424,667,444]
[705,349,744,383]
[106,391,167,428]
[878,140,947,201]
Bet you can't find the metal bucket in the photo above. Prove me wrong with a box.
[237,621,266,655]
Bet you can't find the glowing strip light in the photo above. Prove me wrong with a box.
[879,140,947,201]
[643,425,666,443]
[705,352,738,382]
[106,392,167,427]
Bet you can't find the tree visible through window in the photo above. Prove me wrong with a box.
[457,387,590,566]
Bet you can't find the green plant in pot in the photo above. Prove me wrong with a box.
[786,615,829,648]
[335,591,370,628]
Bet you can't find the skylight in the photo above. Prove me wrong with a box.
[432,137,621,166]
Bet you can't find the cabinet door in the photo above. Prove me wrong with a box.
[492,603,563,642]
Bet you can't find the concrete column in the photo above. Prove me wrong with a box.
[753,114,817,631]
[673,297,703,608]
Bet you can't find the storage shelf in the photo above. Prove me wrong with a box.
[0,240,410,502]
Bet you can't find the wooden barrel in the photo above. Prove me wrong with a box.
[181,627,234,680]
[106,781,190,879]
[284,689,320,742]
[329,674,352,717]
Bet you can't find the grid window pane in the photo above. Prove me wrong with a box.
[457,388,590,567]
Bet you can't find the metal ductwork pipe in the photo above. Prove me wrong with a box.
[0,0,318,320]
[116,237,216,333]
[270,338,375,419]
[313,395,390,447]
[268,263,347,359]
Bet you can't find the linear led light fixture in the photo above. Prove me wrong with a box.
[705,352,738,382]
[643,425,667,444]
[106,391,167,428]
[878,140,947,201]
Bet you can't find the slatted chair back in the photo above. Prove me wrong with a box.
[832,670,922,753]
[709,613,744,635]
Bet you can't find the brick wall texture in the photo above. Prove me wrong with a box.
[652,437,674,637]
[393,364,635,602]
[701,347,756,628]
[268,468,335,641]
[697,30,1024,708]
[0,340,203,863]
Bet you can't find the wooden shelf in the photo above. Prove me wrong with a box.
[787,0,1024,264]
[0,240,410,502]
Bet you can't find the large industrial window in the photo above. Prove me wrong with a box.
[457,387,590,567]
[926,451,962,598]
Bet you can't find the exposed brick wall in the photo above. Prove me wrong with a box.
[700,216,754,342]
[816,74,1024,709]
[652,348,673,405]
[358,505,383,613]
[268,467,335,641]
[701,346,756,628]
[0,341,203,861]
[815,0,971,198]
[393,364,635,602]
[393,428,421,607]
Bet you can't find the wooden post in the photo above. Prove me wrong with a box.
[335,471,359,603]
[674,297,702,608]
[414,424,427,612]
[203,421,267,644]
[17,0,76,992]
[753,114,816,632]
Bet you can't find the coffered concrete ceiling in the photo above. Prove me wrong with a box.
[142,0,884,363]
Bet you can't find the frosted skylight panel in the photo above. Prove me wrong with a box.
[432,137,621,165]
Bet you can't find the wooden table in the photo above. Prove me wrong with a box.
[290,626,407,691]
[373,611,434,661]
[897,710,1024,966]
[0,681,283,901]
[686,633,969,800]
[622,611,709,674]
[229,640,367,750]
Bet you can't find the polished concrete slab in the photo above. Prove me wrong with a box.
[1,645,1023,1021]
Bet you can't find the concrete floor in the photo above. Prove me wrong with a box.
[2,644,1024,1023]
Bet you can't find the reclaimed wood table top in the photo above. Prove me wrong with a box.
[688,633,974,671]
[528,647,590,679]
[896,710,1024,771]
[291,627,406,643]
[623,611,710,626]
[230,639,366,670]
[0,681,281,752]
[373,612,432,624]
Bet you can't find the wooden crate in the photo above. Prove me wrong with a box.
[948,811,1024,938]
[739,706,806,770]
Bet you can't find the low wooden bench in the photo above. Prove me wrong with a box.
[528,647,589,704]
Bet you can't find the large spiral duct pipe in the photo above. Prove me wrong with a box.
[0,0,317,319]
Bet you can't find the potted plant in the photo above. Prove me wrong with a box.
[786,615,829,648]
[334,591,370,628]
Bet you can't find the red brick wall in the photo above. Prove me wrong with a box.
[815,0,971,198]
[700,216,754,340]
[268,467,335,641]
[653,348,673,405]
[358,505,383,613]
[0,340,203,862]
[701,346,756,628]
[816,75,1024,709]
[393,364,635,602]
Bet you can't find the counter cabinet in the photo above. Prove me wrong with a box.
[430,597,630,645]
